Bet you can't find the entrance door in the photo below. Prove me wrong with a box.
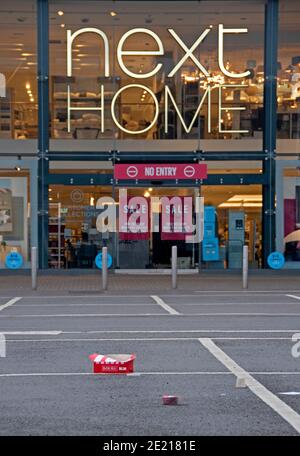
[115,187,199,270]
[47,180,263,270]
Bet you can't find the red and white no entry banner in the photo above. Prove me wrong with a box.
[114,164,207,180]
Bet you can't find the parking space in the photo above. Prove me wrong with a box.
[0,290,300,435]
[1,374,297,436]
[0,338,227,374]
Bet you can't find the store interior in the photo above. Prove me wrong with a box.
[47,180,262,269]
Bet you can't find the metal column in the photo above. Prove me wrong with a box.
[262,0,278,267]
[37,0,49,269]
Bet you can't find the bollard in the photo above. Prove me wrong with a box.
[242,245,248,289]
[171,245,177,289]
[102,246,108,291]
[31,246,37,290]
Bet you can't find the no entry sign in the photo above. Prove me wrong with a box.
[114,164,207,180]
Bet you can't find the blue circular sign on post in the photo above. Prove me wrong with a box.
[5,251,23,269]
[267,251,285,270]
[95,252,112,269]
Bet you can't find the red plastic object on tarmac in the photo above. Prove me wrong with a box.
[89,353,136,374]
[162,395,179,405]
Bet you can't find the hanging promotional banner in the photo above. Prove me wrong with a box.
[114,164,208,180]
[119,196,150,240]
[160,196,193,240]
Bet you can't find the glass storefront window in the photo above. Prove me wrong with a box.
[0,169,31,268]
[48,184,113,268]
[282,167,300,263]
[0,1,37,139]
[201,184,262,269]
[49,0,265,150]
[278,0,300,151]
[47,176,262,270]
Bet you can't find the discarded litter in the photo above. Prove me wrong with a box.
[162,395,179,405]
[89,353,136,374]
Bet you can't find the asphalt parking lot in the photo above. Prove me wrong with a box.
[1,288,300,436]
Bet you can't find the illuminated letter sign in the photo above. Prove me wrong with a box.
[64,24,251,136]
[218,24,251,78]
[111,84,159,135]
[117,28,164,79]
[165,85,212,134]
[167,28,210,77]
[67,28,110,77]
[218,84,248,134]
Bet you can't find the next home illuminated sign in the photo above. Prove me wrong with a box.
[66,25,252,136]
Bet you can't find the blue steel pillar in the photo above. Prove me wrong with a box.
[37,0,49,268]
[262,0,278,267]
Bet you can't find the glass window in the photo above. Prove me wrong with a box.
[278,0,300,152]
[0,1,37,139]
[0,169,31,268]
[282,167,300,263]
[49,0,265,151]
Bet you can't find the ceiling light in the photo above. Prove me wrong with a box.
[27,62,37,66]
[110,11,117,17]
[144,191,150,198]
[21,53,34,57]
[25,83,30,89]
[61,23,65,28]
[15,166,21,172]
[30,97,34,102]
[57,11,64,16]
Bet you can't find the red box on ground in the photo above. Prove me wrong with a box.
[89,353,136,374]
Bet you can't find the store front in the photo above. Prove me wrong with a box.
[2,0,300,271]
[46,165,263,271]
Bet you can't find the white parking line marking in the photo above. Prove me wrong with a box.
[62,329,300,334]
[150,295,179,315]
[174,292,300,296]
[279,392,300,396]
[12,302,300,307]
[286,295,300,301]
[3,337,295,342]
[1,312,300,318]
[0,371,299,379]
[13,303,158,307]
[199,337,300,434]
[0,313,167,318]
[1,331,62,335]
[0,297,22,312]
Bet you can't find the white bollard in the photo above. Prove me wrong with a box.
[242,245,248,289]
[171,245,177,289]
[102,246,108,291]
[31,246,37,290]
